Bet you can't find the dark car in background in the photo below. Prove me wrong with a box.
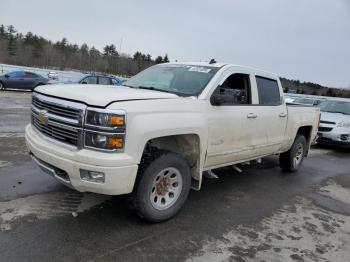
[77,74,125,85]
[0,71,49,91]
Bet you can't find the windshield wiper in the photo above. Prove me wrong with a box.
[136,86,171,93]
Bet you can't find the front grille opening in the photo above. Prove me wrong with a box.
[34,155,71,183]
[32,116,78,146]
[54,168,70,182]
[31,94,84,147]
[318,127,333,132]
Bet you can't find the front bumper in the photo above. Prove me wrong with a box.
[317,130,350,148]
[25,124,138,195]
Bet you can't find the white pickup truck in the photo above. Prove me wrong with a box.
[25,62,320,222]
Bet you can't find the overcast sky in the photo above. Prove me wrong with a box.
[1,0,350,88]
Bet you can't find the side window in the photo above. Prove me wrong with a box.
[99,77,111,85]
[81,76,97,84]
[211,73,251,105]
[111,78,120,85]
[25,72,38,78]
[8,71,25,78]
[256,76,281,105]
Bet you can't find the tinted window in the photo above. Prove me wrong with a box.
[99,77,110,85]
[8,71,25,78]
[256,76,281,105]
[81,76,97,84]
[211,73,251,105]
[25,72,39,78]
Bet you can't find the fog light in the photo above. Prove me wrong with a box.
[80,169,105,183]
[340,134,349,141]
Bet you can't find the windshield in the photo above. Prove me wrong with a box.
[319,100,350,115]
[123,64,220,96]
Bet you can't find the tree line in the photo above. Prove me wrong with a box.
[280,77,350,98]
[0,24,169,76]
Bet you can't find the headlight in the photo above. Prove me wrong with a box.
[85,110,125,128]
[337,121,350,128]
[85,132,124,151]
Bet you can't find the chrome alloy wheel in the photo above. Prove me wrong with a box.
[293,143,304,167]
[150,167,183,210]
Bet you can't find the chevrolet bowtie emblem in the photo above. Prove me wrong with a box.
[37,110,49,125]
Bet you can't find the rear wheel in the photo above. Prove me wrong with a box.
[279,134,307,172]
[131,151,191,222]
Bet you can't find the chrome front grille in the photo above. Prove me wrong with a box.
[32,96,81,121]
[31,93,86,148]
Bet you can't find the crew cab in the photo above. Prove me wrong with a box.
[25,62,320,222]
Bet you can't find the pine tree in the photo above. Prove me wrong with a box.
[163,54,169,63]
[7,25,17,57]
[155,56,163,64]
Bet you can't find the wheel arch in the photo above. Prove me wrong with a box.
[296,125,313,155]
[140,134,203,190]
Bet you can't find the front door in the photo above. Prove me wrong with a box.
[205,73,267,169]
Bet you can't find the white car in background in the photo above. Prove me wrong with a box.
[47,71,59,80]
[318,99,350,147]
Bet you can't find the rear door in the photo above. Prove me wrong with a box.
[98,76,112,85]
[24,72,39,88]
[254,76,288,152]
[80,76,97,84]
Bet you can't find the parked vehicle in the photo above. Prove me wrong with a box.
[25,62,320,222]
[317,99,350,147]
[284,94,297,104]
[47,71,59,80]
[289,97,325,106]
[0,71,49,91]
[65,74,125,86]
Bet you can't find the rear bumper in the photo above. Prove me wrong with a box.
[25,124,138,195]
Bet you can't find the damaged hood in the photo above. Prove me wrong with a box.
[35,84,178,107]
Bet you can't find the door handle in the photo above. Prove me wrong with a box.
[247,113,257,119]
[279,113,287,118]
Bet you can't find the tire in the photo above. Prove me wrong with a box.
[0,81,4,90]
[131,150,191,222]
[279,134,307,172]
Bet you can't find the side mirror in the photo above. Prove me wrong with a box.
[4,74,9,78]
[81,81,87,84]
[211,93,226,106]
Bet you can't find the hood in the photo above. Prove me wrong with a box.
[320,111,350,124]
[35,84,178,107]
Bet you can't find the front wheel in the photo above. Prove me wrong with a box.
[131,151,191,222]
[0,82,4,90]
[279,134,307,172]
